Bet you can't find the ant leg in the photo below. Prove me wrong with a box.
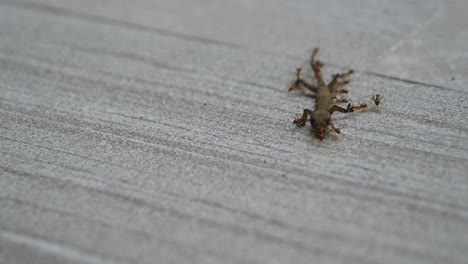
[288,68,303,92]
[372,94,383,106]
[331,89,349,94]
[329,79,350,89]
[350,103,368,111]
[330,123,341,134]
[333,96,349,104]
[310,48,326,87]
[289,68,318,93]
[330,104,353,114]
[337,70,354,79]
[330,103,367,114]
[293,109,313,127]
[328,70,354,89]
[334,80,350,89]
[301,81,318,93]
[327,74,340,89]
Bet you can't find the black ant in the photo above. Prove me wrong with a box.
[372,94,383,106]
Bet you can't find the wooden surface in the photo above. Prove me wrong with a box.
[1,1,468,263]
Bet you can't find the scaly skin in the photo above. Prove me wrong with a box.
[289,48,366,140]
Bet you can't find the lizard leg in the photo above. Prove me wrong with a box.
[288,67,318,93]
[293,109,314,127]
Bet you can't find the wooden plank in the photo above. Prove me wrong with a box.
[369,0,468,92]
[6,0,443,67]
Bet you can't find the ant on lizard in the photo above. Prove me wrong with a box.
[288,48,380,140]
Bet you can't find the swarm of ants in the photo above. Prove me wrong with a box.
[289,48,382,140]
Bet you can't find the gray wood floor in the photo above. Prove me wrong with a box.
[1,1,467,263]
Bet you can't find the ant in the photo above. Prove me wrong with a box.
[288,48,379,140]
[372,94,383,106]
[350,103,368,111]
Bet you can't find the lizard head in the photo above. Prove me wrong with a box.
[310,110,331,140]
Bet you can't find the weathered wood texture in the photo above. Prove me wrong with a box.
[1,1,467,264]
[368,0,468,92]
